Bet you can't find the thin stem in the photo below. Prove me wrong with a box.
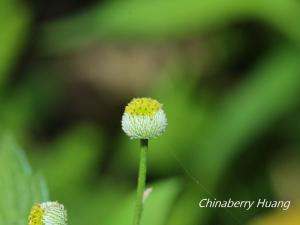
[133,139,148,225]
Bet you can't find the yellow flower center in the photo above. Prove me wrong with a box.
[125,98,161,116]
[28,203,44,225]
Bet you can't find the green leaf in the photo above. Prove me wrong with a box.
[40,0,300,54]
[0,71,63,140]
[30,124,103,196]
[192,45,300,189]
[0,1,31,89]
[106,179,181,225]
[0,136,48,225]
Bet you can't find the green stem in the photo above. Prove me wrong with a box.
[133,139,148,225]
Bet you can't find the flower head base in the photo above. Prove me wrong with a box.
[28,201,67,225]
[122,97,167,139]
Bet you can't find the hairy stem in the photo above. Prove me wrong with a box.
[133,139,148,225]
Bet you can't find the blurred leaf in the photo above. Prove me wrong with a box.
[192,45,300,188]
[0,1,31,89]
[65,178,129,225]
[0,69,63,141]
[30,124,103,196]
[166,185,205,225]
[40,0,300,54]
[0,136,48,224]
[106,179,181,225]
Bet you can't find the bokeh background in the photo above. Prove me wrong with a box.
[1,0,300,224]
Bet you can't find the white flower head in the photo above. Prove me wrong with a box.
[122,97,167,139]
[28,201,67,225]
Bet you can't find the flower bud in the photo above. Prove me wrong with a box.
[122,97,167,139]
[28,201,67,225]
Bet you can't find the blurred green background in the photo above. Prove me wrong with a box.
[1,0,300,224]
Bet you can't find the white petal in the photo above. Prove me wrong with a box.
[41,202,67,225]
[121,110,167,139]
